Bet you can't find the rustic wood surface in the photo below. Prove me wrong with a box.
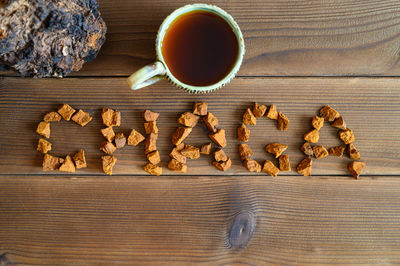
[1,0,400,264]
[1,176,400,264]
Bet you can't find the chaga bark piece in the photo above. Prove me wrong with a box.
[127,129,145,146]
[278,155,291,171]
[300,142,314,156]
[36,121,50,138]
[203,113,218,132]
[144,163,162,176]
[0,0,107,77]
[266,143,288,158]
[43,154,64,171]
[213,158,231,171]
[243,158,261,173]
[73,149,87,169]
[59,155,75,173]
[297,157,312,176]
[312,116,324,130]
[252,103,267,118]
[328,145,345,157]
[312,145,329,159]
[242,108,256,125]
[102,155,116,175]
[147,150,160,165]
[209,129,226,147]
[238,144,253,160]
[181,145,200,159]
[172,127,192,146]
[262,160,279,176]
[348,161,365,179]
[193,102,208,116]
[277,112,289,131]
[72,109,92,127]
[237,123,250,142]
[43,112,61,122]
[213,148,228,162]
[114,133,126,148]
[37,139,52,154]
[178,112,199,128]
[101,127,115,142]
[168,159,187,173]
[200,143,211,155]
[304,129,319,143]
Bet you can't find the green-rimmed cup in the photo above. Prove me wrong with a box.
[127,3,245,93]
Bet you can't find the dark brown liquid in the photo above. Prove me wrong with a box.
[162,10,239,86]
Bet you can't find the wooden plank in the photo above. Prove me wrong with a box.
[0,77,399,176]
[0,175,399,264]
[3,0,400,77]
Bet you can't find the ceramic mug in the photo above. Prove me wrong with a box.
[127,4,245,93]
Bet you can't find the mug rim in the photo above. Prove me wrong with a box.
[155,3,245,93]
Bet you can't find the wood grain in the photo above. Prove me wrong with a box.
[1,77,399,176]
[0,175,399,264]
[2,0,400,77]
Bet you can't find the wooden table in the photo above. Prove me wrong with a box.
[1,0,400,264]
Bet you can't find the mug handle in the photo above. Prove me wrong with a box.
[127,61,167,90]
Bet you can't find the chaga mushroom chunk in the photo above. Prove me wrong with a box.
[0,0,107,77]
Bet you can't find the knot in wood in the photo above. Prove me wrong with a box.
[229,211,256,248]
[0,253,12,266]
